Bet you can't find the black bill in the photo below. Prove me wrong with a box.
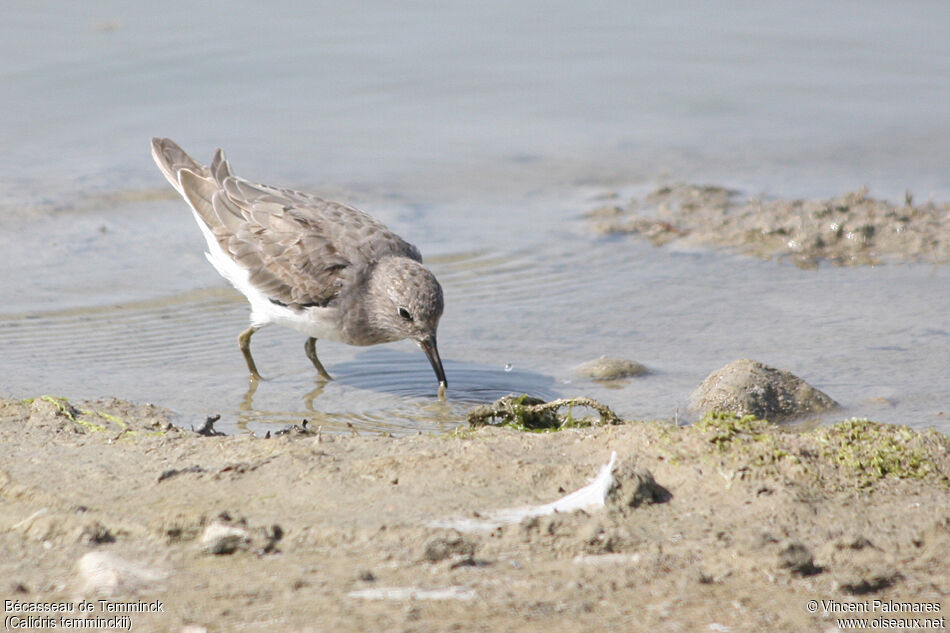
[419,336,447,396]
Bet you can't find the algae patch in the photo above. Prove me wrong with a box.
[19,395,167,438]
[813,418,950,486]
[686,412,950,489]
[688,411,801,479]
[26,395,108,433]
[693,410,775,447]
[466,395,622,431]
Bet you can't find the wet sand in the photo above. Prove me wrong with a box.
[588,184,950,268]
[2,396,948,632]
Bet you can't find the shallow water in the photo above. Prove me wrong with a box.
[2,1,950,434]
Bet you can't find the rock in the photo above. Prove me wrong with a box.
[200,521,252,555]
[689,359,838,421]
[574,357,648,381]
[193,415,225,436]
[76,552,166,596]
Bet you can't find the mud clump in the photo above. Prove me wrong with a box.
[27,396,86,433]
[588,184,950,267]
[777,541,821,576]
[18,395,174,437]
[606,457,671,509]
[689,358,838,421]
[422,534,478,564]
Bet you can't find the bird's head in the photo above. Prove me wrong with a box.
[369,257,446,393]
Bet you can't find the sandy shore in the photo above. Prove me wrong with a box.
[2,395,948,632]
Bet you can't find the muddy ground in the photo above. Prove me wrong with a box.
[587,184,950,268]
[2,396,948,632]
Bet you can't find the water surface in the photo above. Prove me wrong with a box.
[2,1,949,434]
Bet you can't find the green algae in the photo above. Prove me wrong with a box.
[693,410,775,447]
[687,411,949,489]
[21,395,138,435]
[466,394,622,432]
[812,418,949,486]
[36,395,106,432]
[96,410,128,429]
[449,426,481,440]
[690,411,801,475]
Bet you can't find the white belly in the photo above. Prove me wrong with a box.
[193,211,345,342]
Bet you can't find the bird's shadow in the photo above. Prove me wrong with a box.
[331,347,562,404]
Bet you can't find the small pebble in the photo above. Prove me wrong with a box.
[573,356,648,381]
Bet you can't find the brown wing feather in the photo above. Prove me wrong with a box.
[154,138,422,309]
[209,155,422,308]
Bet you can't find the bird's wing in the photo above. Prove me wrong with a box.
[163,141,421,308]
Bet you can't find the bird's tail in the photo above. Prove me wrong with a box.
[150,137,210,196]
[150,137,240,235]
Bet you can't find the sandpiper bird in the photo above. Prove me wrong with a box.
[151,138,447,396]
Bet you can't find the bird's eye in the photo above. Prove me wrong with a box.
[398,307,413,321]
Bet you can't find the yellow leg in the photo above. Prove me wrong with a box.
[238,326,263,380]
[305,337,333,381]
